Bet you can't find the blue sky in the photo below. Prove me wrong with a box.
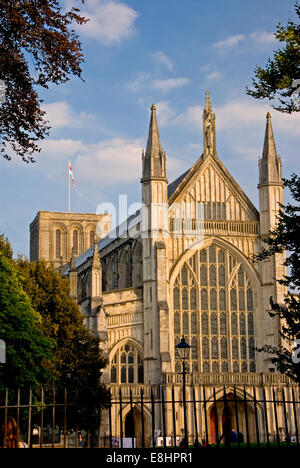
[0,0,299,257]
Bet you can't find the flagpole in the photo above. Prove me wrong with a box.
[68,166,70,213]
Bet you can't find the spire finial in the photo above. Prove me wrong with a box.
[92,240,101,269]
[141,104,167,181]
[205,90,212,112]
[259,112,281,185]
[146,104,160,152]
[70,247,76,272]
[263,112,277,161]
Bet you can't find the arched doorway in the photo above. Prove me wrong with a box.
[221,407,232,444]
[208,393,256,445]
[125,411,135,438]
[209,406,217,444]
[122,406,152,447]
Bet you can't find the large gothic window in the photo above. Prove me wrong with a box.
[173,246,256,373]
[110,344,144,384]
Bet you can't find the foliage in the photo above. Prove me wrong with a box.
[246,3,300,113]
[0,233,109,426]
[255,174,300,383]
[0,233,13,259]
[16,258,110,424]
[0,0,87,162]
[0,247,53,393]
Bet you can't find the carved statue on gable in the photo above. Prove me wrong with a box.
[205,116,214,151]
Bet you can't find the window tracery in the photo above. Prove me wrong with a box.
[173,246,256,373]
[110,344,144,384]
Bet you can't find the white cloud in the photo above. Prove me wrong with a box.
[152,51,174,71]
[75,138,184,185]
[174,105,202,127]
[152,101,202,128]
[158,99,300,137]
[152,98,300,170]
[156,101,177,126]
[213,34,245,49]
[42,101,96,130]
[127,73,191,94]
[212,30,276,51]
[33,134,185,186]
[40,139,85,159]
[215,100,300,136]
[126,72,150,93]
[250,31,276,45]
[70,0,139,44]
[152,77,190,93]
[75,138,143,184]
[42,101,76,129]
[205,71,222,81]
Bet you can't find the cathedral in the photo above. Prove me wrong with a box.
[30,92,298,446]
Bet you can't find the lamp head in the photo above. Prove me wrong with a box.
[175,336,191,360]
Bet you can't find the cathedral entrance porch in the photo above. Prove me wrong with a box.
[208,392,255,444]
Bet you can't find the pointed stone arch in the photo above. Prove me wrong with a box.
[109,339,144,385]
[115,402,152,447]
[170,237,261,292]
[205,387,258,444]
[53,223,67,260]
[170,237,260,374]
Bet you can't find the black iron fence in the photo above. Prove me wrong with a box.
[0,387,102,448]
[0,385,299,448]
[108,385,300,449]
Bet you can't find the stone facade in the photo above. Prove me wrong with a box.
[30,93,299,445]
[30,211,111,269]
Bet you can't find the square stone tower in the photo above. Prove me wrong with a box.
[30,211,111,268]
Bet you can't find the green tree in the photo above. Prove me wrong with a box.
[0,233,13,259]
[0,236,54,393]
[256,174,300,383]
[0,0,87,162]
[246,3,300,113]
[16,258,110,424]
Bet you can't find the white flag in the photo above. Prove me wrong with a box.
[69,160,75,186]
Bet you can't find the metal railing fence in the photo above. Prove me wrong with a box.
[0,385,299,448]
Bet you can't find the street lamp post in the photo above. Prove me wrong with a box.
[175,336,191,449]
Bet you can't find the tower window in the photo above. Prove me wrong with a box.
[73,230,79,256]
[90,231,95,248]
[56,229,61,259]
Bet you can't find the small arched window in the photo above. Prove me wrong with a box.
[110,345,144,384]
[56,229,61,259]
[73,230,79,256]
[90,231,95,248]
